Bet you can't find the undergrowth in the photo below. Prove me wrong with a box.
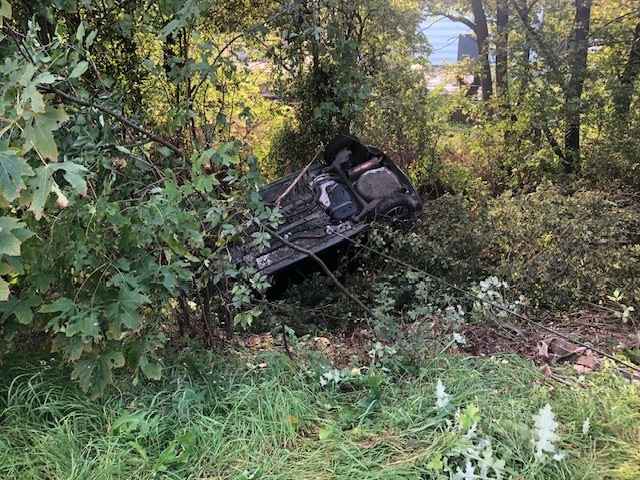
[362,187,640,314]
[1,347,638,479]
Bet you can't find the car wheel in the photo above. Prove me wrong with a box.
[367,194,416,225]
[323,134,369,166]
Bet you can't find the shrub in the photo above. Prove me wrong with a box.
[483,185,640,311]
[361,187,639,315]
[382,195,489,285]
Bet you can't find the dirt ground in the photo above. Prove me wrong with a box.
[459,310,636,359]
[235,307,640,382]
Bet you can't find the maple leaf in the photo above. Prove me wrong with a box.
[0,150,34,203]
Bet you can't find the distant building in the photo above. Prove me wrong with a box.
[457,34,478,61]
[420,19,479,96]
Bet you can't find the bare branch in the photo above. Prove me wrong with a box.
[263,227,377,319]
[425,10,476,32]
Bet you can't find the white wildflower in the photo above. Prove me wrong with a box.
[532,403,564,460]
[435,378,451,410]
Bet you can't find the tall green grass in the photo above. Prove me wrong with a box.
[1,351,638,479]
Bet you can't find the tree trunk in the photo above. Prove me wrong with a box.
[470,0,493,101]
[563,0,592,175]
[616,21,640,115]
[495,0,509,108]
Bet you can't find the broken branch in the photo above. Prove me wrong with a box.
[263,226,377,319]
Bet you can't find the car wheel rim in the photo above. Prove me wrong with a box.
[385,205,410,220]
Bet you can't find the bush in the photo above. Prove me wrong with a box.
[360,195,489,288]
[484,186,640,311]
[361,187,640,314]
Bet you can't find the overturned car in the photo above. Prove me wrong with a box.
[233,134,421,277]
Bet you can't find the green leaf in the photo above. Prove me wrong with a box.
[69,61,89,79]
[60,162,88,196]
[0,217,32,257]
[66,310,101,339]
[154,431,196,471]
[115,145,131,154]
[110,410,155,435]
[23,122,56,159]
[140,356,162,380]
[75,22,85,43]
[40,297,76,314]
[27,165,55,219]
[0,278,9,302]
[318,427,336,441]
[119,288,149,329]
[234,312,253,328]
[34,72,58,85]
[65,335,89,361]
[426,453,444,471]
[161,19,182,39]
[38,297,78,333]
[125,336,144,368]
[24,82,45,113]
[18,63,36,86]
[38,106,69,127]
[162,270,178,292]
[85,30,97,48]
[125,337,163,384]
[0,150,34,203]
[22,107,68,161]
[0,0,12,20]
[0,293,41,325]
[31,271,54,293]
[0,230,20,256]
[459,403,481,431]
[25,161,87,218]
[71,350,125,398]
[108,287,150,338]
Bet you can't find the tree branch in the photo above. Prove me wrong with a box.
[263,227,377,319]
[513,0,561,74]
[41,85,188,161]
[542,124,566,162]
[426,11,476,32]
[444,14,476,32]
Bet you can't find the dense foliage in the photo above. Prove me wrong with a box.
[360,189,640,313]
[0,1,281,396]
[265,0,430,173]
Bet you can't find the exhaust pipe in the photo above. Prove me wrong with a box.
[347,156,382,180]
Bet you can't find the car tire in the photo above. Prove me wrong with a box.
[367,194,416,225]
[323,134,369,166]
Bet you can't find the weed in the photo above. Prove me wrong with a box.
[471,276,529,323]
